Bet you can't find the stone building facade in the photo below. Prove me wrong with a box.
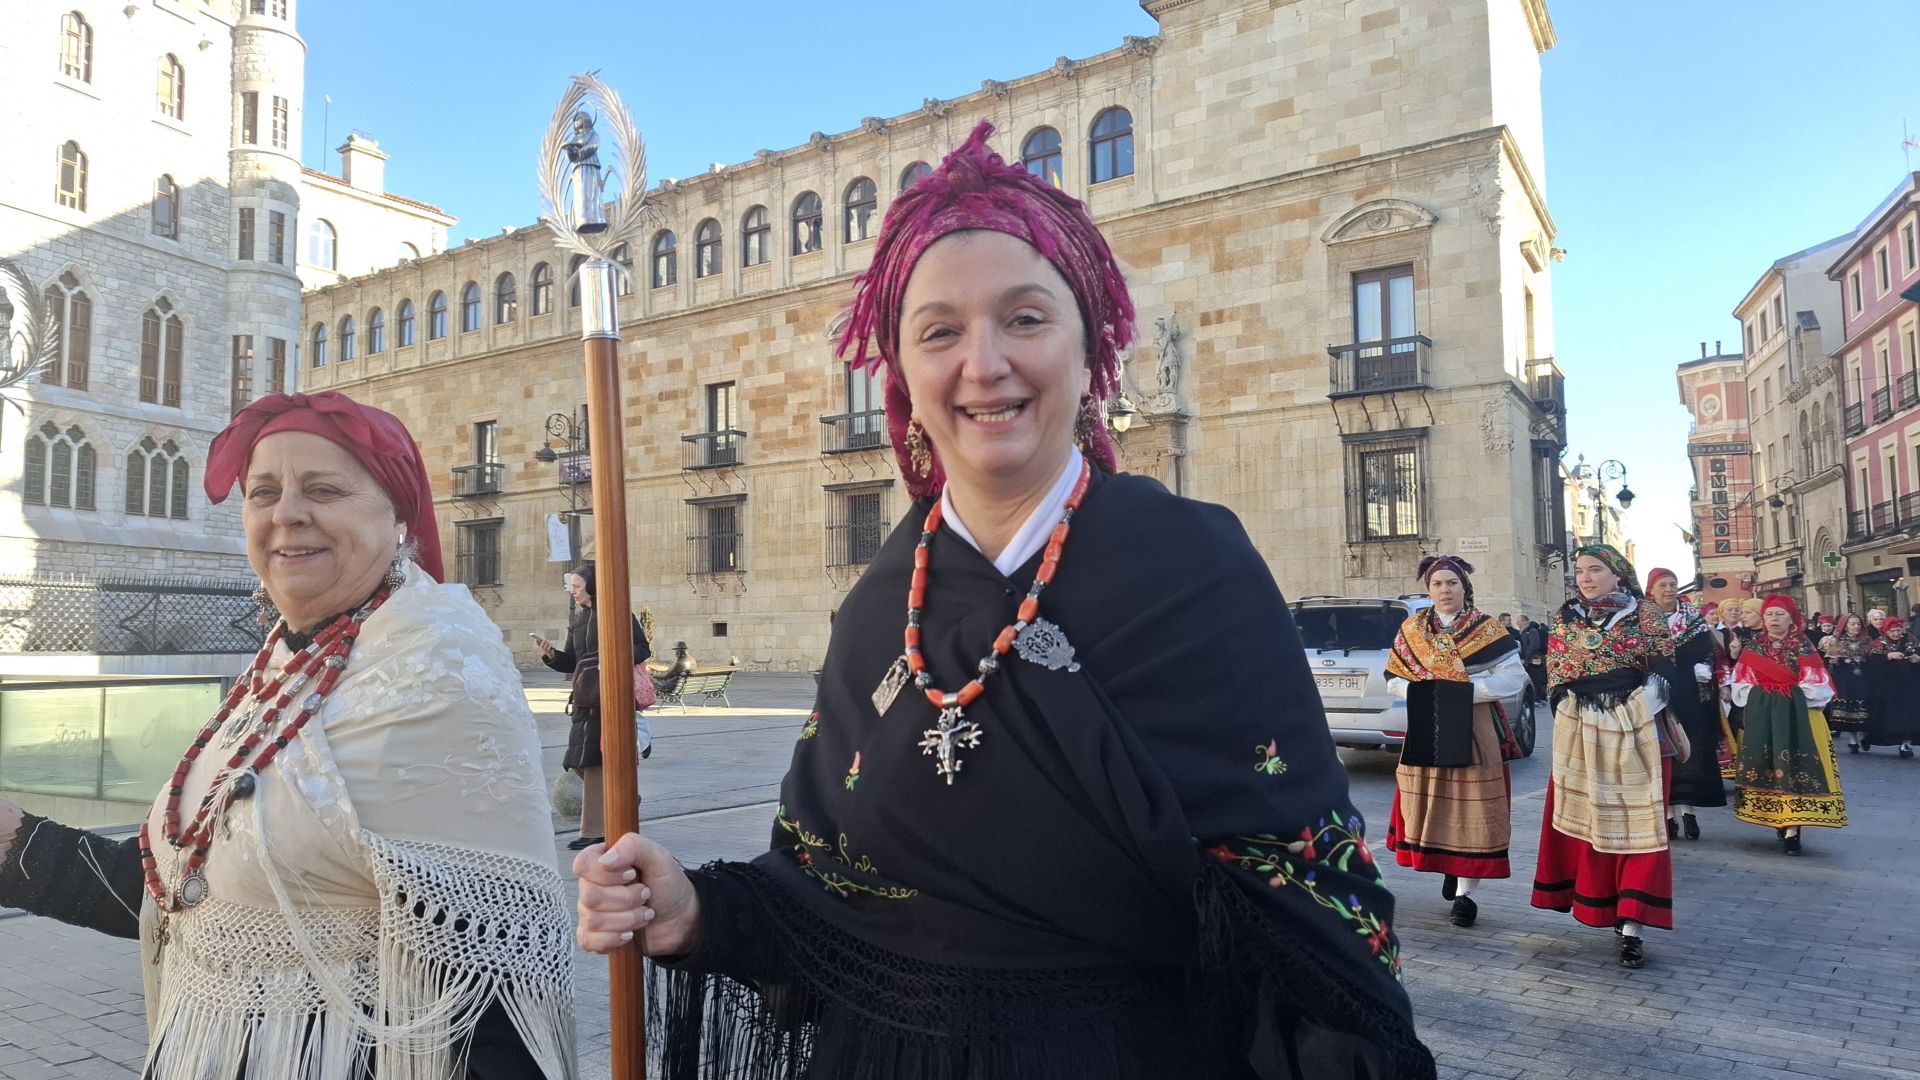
[1733,234,1851,614]
[299,133,454,287]
[1676,347,1755,606]
[304,0,1567,668]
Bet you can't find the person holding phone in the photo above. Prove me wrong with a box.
[540,565,650,850]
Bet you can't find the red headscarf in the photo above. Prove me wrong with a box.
[835,120,1135,497]
[1760,594,1803,633]
[205,392,444,581]
[1645,567,1678,592]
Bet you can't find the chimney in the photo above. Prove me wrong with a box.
[337,132,388,194]
[1700,342,1707,358]
[1716,340,1723,355]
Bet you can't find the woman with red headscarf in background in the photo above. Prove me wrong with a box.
[574,121,1433,1079]
[1384,555,1527,930]
[1867,617,1920,758]
[1729,595,1848,854]
[1533,544,1678,969]
[0,393,576,1080]
[1645,568,1726,841]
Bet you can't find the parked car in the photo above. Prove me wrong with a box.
[1290,595,1534,755]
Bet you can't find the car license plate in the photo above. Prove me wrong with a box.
[1314,672,1367,696]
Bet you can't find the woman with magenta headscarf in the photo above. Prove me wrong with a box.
[0,393,576,1080]
[574,122,1433,1079]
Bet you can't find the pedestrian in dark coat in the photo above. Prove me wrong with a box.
[536,564,649,848]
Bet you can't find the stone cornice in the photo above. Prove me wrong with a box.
[1520,0,1557,53]
[1140,0,1209,16]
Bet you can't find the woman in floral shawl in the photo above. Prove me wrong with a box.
[1728,595,1847,854]
[1826,612,1875,751]
[1533,544,1678,969]
[1383,555,1527,930]
[1645,569,1726,840]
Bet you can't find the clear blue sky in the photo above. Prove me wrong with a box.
[300,0,1919,583]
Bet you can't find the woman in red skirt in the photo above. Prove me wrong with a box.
[1532,544,1679,969]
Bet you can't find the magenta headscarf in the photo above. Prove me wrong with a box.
[205,392,445,581]
[834,119,1136,498]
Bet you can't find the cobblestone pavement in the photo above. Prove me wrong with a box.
[4,671,1918,1079]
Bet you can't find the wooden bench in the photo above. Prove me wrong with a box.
[651,668,737,709]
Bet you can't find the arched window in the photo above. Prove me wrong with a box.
[843,178,878,243]
[614,243,635,296]
[494,272,517,324]
[1021,128,1063,186]
[338,315,356,361]
[427,291,448,339]
[307,218,337,270]
[60,12,92,82]
[741,206,770,267]
[367,307,385,354]
[567,254,587,308]
[792,193,823,255]
[530,262,553,316]
[650,232,677,289]
[55,140,87,210]
[151,175,179,239]
[157,54,185,119]
[695,219,722,278]
[460,282,481,332]
[141,299,185,405]
[900,161,932,192]
[41,271,92,389]
[1090,108,1135,183]
[310,321,328,366]
[125,437,190,520]
[396,299,416,346]
[24,421,96,510]
[400,242,420,261]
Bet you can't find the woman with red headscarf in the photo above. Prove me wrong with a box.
[575,121,1432,1079]
[1867,617,1920,758]
[1729,595,1848,853]
[0,393,577,1080]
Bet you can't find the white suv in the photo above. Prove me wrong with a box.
[1290,595,1534,755]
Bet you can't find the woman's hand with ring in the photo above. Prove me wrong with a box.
[574,832,700,956]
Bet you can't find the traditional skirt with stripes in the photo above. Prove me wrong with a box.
[1387,701,1511,879]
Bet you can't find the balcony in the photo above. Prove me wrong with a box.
[1845,402,1866,436]
[1903,372,1920,411]
[1327,335,1430,398]
[682,428,745,470]
[1526,356,1566,441]
[1903,492,1920,526]
[451,462,504,498]
[1873,387,1894,425]
[1871,500,1897,535]
[1849,510,1869,540]
[557,449,591,486]
[820,410,889,454]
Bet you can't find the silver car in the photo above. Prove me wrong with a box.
[1290,595,1535,755]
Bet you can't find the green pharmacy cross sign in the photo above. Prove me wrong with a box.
[1824,551,1845,569]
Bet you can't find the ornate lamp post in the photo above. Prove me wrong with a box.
[533,409,589,564]
[538,73,653,1078]
[1570,455,1634,546]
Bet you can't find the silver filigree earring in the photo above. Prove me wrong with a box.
[251,584,281,630]
[383,550,407,592]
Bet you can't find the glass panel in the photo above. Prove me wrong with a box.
[1353,280,1382,343]
[99,683,221,802]
[0,686,103,797]
[1388,273,1415,341]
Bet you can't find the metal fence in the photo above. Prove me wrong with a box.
[0,576,262,655]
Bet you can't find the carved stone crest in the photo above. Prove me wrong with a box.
[1480,399,1514,454]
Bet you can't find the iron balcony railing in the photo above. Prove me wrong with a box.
[556,449,591,485]
[820,410,889,454]
[451,462,504,497]
[1902,372,1920,411]
[1873,387,1894,425]
[1902,492,1920,526]
[826,519,890,568]
[1327,335,1431,398]
[1848,510,1869,541]
[1845,403,1866,436]
[0,576,262,655]
[1872,500,1897,535]
[682,429,746,470]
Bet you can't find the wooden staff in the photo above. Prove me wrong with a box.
[578,258,647,1077]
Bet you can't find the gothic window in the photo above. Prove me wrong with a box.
[158,54,185,119]
[125,437,190,520]
[56,141,87,210]
[1021,128,1063,186]
[152,175,179,238]
[1089,108,1135,183]
[141,299,185,406]
[791,192,823,255]
[230,335,253,417]
[41,272,91,389]
[24,422,96,510]
[741,206,770,267]
[60,12,92,82]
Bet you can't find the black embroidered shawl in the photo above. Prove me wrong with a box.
[1386,607,1517,768]
[657,471,1432,1080]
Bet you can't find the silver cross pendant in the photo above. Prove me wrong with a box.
[918,706,983,785]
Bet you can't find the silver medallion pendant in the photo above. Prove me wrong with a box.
[218,700,261,750]
[1014,619,1081,673]
[918,706,984,785]
[179,870,210,908]
[871,654,911,717]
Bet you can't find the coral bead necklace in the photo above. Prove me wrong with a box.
[875,458,1091,784]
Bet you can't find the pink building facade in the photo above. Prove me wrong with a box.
[1833,172,1920,616]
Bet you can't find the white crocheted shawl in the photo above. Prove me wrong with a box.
[138,562,577,1080]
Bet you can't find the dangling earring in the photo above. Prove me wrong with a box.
[251,584,281,630]
[383,549,408,592]
[1074,396,1100,449]
[906,418,932,477]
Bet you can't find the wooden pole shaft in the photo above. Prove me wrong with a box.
[583,328,647,1077]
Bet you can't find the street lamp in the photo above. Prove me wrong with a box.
[1570,455,1632,543]
[534,409,588,564]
